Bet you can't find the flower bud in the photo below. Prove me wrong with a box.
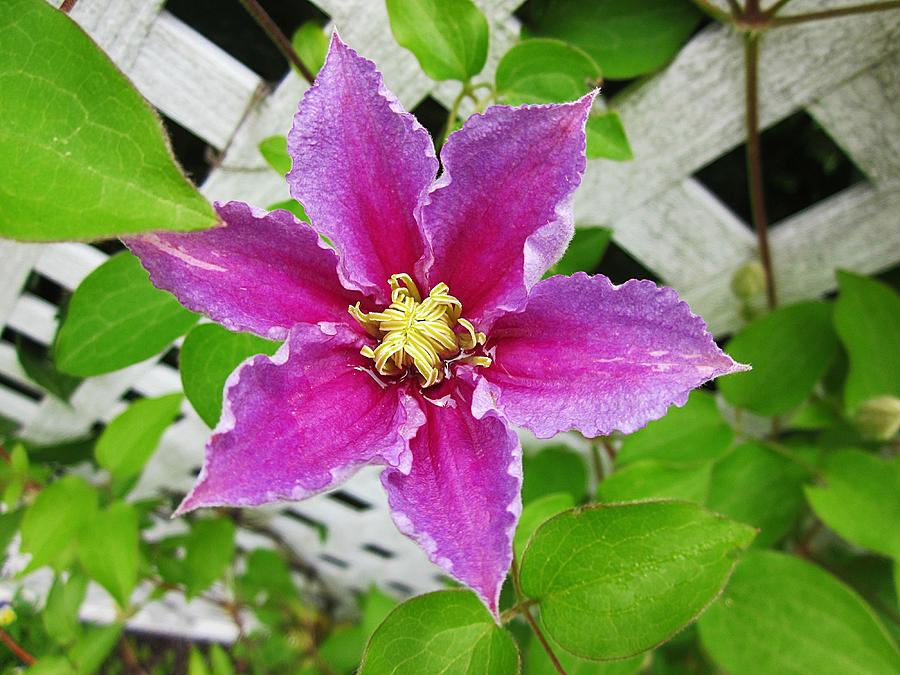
[854,395,900,441]
[0,603,16,626]
[730,261,767,300]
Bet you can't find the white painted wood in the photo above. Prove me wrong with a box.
[0,242,41,328]
[808,50,900,188]
[128,11,264,149]
[575,0,900,223]
[68,0,164,70]
[683,184,900,334]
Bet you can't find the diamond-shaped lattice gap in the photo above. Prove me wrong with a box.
[595,240,660,285]
[411,96,450,146]
[165,0,329,82]
[693,110,866,229]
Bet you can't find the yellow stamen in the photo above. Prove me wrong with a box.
[348,274,490,386]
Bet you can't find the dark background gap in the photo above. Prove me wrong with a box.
[694,111,865,228]
[165,0,328,82]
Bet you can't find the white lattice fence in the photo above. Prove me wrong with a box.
[1,0,898,642]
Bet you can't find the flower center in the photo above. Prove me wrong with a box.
[348,273,491,387]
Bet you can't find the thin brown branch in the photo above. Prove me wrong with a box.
[118,637,149,675]
[499,598,537,624]
[743,33,777,309]
[59,0,78,13]
[763,0,795,16]
[725,0,743,17]
[511,561,567,675]
[0,628,35,666]
[769,1,900,25]
[237,0,316,84]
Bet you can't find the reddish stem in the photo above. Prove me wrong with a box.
[59,0,78,13]
[0,629,35,666]
[511,561,567,675]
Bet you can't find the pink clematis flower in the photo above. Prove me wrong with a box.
[125,34,746,617]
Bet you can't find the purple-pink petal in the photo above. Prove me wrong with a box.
[382,377,522,618]
[176,324,424,514]
[124,201,361,341]
[287,34,438,303]
[474,273,748,439]
[420,94,595,331]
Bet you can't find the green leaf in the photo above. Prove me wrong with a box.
[360,590,519,674]
[706,442,808,548]
[16,336,82,403]
[258,135,291,176]
[69,623,123,675]
[718,301,838,416]
[522,445,587,504]
[789,397,842,430]
[618,391,733,467]
[27,657,76,675]
[586,112,633,161]
[361,585,398,637]
[21,475,97,571]
[237,548,296,606]
[0,0,217,241]
[183,518,236,598]
[496,38,600,105]
[95,394,182,479]
[78,502,139,608]
[833,271,900,411]
[24,434,96,465]
[179,324,278,427]
[2,443,28,508]
[520,501,756,660]
[291,21,328,77]
[805,449,900,559]
[0,507,23,555]
[320,625,367,673]
[386,0,489,81]
[209,644,235,675]
[522,0,703,79]
[515,492,575,562]
[43,572,89,646]
[598,461,711,504]
[267,199,308,222]
[698,551,900,675]
[188,648,211,675]
[526,633,643,675]
[552,228,612,277]
[55,252,199,376]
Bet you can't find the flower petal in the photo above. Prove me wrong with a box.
[287,33,438,302]
[420,94,595,330]
[125,201,361,341]
[474,273,748,439]
[382,378,522,617]
[176,324,424,514]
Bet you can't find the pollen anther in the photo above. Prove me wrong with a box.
[349,274,491,387]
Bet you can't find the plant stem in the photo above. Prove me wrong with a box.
[440,85,469,149]
[0,628,35,666]
[589,442,605,489]
[59,0,78,13]
[499,598,537,623]
[725,0,743,17]
[769,1,900,25]
[690,0,733,22]
[237,0,316,84]
[743,32,777,309]
[511,560,567,675]
[763,0,795,16]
